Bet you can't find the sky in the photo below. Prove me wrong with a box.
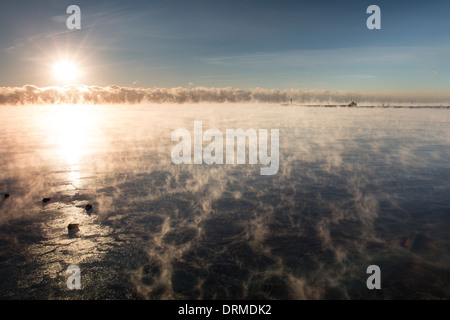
[1,0,450,94]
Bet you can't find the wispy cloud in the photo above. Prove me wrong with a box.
[204,46,445,68]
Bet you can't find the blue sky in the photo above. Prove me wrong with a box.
[1,0,450,93]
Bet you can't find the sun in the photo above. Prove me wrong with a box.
[53,60,81,84]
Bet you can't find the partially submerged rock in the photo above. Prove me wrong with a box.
[85,204,93,211]
[3,193,9,199]
[68,224,79,237]
[68,223,79,231]
[42,198,51,203]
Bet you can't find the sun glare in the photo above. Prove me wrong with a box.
[53,60,81,83]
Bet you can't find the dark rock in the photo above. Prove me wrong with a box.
[68,223,80,237]
[4,194,9,199]
[42,198,51,203]
[68,223,79,231]
[85,204,93,211]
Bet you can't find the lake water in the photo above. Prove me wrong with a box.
[0,103,449,299]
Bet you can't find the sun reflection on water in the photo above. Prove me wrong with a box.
[32,105,115,271]
[40,104,99,188]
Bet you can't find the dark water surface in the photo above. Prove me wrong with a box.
[0,104,449,299]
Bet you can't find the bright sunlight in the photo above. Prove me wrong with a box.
[53,60,81,83]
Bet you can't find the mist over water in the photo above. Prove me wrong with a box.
[2,85,450,106]
[0,103,449,299]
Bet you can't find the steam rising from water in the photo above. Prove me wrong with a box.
[0,104,449,299]
[1,85,450,106]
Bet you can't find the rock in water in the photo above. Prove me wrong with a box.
[68,224,80,236]
[42,198,51,203]
[85,204,93,211]
[4,193,9,199]
[68,223,79,230]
